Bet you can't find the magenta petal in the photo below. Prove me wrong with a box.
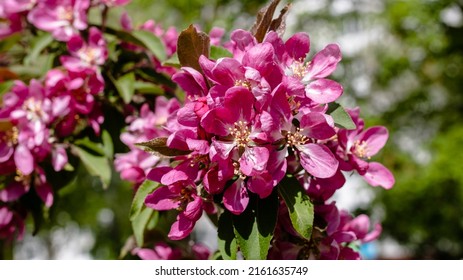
[362,223,382,243]
[223,179,249,215]
[242,42,275,76]
[35,180,54,207]
[212,58,245,87]
[305,79,343,104]
[172,67,207,97]
[168,213,195,240]
[146,166,172,182]
[161,168,189,186]
[305,43,342,80]
[14,144,34,175]
[247,172,274,199]
[203,166,227,194]
[212,139,235,159]
[285,32,310,61]
[300,112,336,140]
[51,146,68,172]
[144,186,180,210]
[363,162,395,189]
[0,182,28,202]
[0,142,13,162]
[239,146,269,177]
[200,108,233,136]
[0,207,13,227]
[183,195,203,221]
[357,126,389,157]
[299,143,338,178]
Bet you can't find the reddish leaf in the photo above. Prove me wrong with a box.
[135,137,191,157]
[0,68,18,82]
[0,119,13,132]
[250,0,281,42]
[177,25,210,74]
[269,3,291,37]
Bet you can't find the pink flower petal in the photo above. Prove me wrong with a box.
[357,126,389,157]
[299,143,338,178]
[363,162,395,189]
[14,144,34,175]
[223,179,249,215]
[285,32,310,61]
[304,43,342,80]
[168,213,195,240]
[239,146,269,177]
[144,187,180,210]
[305,79,343,104]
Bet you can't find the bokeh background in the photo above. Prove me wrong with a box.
[10,0,463,260]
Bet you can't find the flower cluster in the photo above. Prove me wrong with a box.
[141,28,394,258]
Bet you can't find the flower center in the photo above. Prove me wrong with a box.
[234,79,251,90]
[286,127,308,148]
[176,187,194,211]
[353,140,370,159]
[229,121,250,148]
[15,169,31,186]
[23,97,45,121]
[288,60,308,79]
[57,6,74,22]
[81,47,98,65]
[1,126,18,147]
[232,162,246,180]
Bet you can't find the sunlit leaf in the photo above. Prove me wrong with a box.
[132,30,167,61]
[114,72,135,104]
[130,180,159,221]
[278,176,314,240]
[24,32,53,66]
[72,145,112,189]
[232,192,278,260]
[210,45,232,60]
[327,102,356,130]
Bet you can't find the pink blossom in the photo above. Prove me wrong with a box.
[0,6,24,39]
[27,0,90,41]
[337,109,395,189]
[60,27,108,72]
[132,242,182,260]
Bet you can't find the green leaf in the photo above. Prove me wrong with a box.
[131,206,157,247]
[209,45,233,60]
[114,72,135,104]
[130,180,159,221]
[135,137,191,157]
[134,81,165,95]
[74,137,106,156]
[327,102,357,130]
[101,130,114,159]
[163,52,180,68]
[177,25,210,73]
[131,30,167,61]
[0,33,21,52]
[0,80,14,97]
[277,176,314,240]
[232,192,278,260]
[217,210,238,260]
[72,145,112,189]
[24,33,53,66]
